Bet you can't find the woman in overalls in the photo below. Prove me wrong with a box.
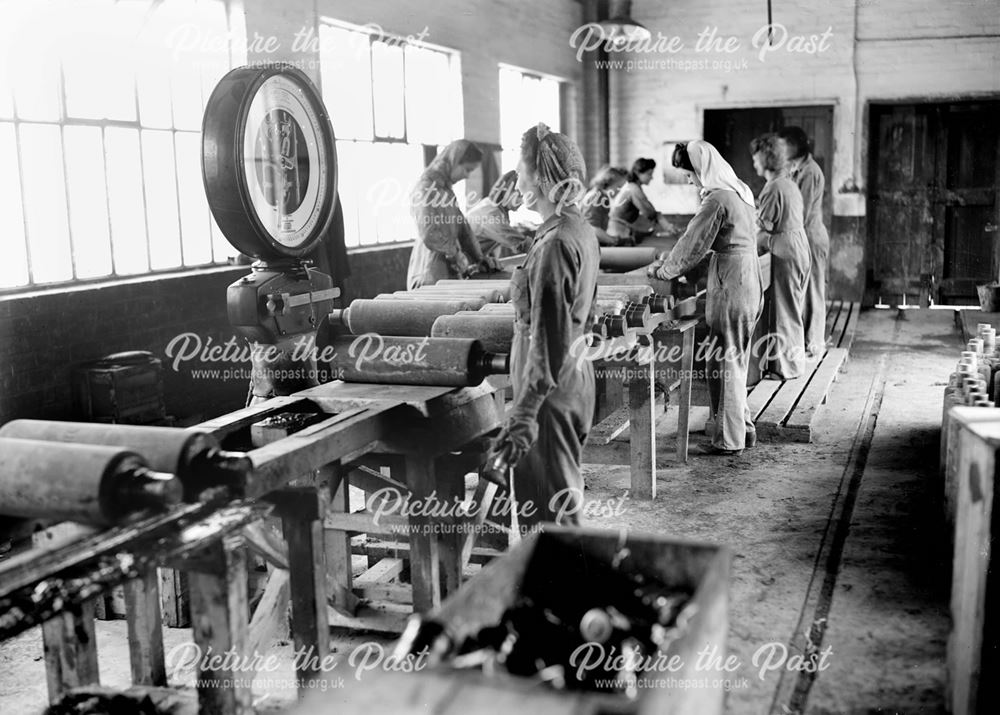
[648,140,764,455]
[484,123,599,527]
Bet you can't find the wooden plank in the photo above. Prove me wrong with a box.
[328,600,412,634]
[629,360,656,500]
[784,349,850,434]
[840,302,861,352]
[828,300,848,347]
[247,568,290,657]
[124,569,166,686]
[355,558,405,586]
[324,511,409,536]
[275,487,330,688]
[41,599,100,703]
[747,379,783,422]
[187,534,253,715]
[825,299,843,345]
[359,540,504,566]
[460,480,498,568]
[587,404,632,445]
[756,377,809,437]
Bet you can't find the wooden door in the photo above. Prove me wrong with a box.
[868,101,1000,305]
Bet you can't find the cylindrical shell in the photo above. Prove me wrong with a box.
[401,288,506,303]
[0,420,216,476]
[623,302,652,327]
[478,304,516,313]
[341,299,474,337]
[599,247,659,271]
[323,335,484,386]
[594,298,627,316]
[0,437,146,525]
[431,314,515,353]
[596,284,654,303]
[373,294,489,310]
[424,282,512,301]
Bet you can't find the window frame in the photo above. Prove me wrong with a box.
[0,0,245,295]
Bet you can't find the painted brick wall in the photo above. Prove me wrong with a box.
[607,0,1000,299]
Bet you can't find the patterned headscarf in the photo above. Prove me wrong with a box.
[687,139,755,208]
[531,123,587,214]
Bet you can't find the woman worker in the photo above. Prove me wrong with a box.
[752,133,810,380]
[607,157,665,245]
[483,123,599,527]
[582,165,628,246]
[778,127,829,356]
[466,170,532,258]
[406,139,494,289]
[647,140,763,455]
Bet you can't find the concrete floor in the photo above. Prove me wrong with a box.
[0,307,958,714]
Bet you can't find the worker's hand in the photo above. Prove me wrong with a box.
[477,256,502,274]
[646,262,663,279]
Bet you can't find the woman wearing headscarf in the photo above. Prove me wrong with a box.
[607,157,663,245]
[406,139,492,289]
[779,127,830,356]
[647,140,764,455]
[466,170,532,258]
[752,133,810,380]
[582,165,628,246]
[483,123,599,528]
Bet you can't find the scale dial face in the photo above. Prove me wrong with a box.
[203,65,338,260]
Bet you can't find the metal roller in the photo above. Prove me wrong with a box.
[329,299,477,337]
[373,294,489,310]
[622,302,652,327]
[322,335,509,386]
[596,284,654,303]
[641,294,676,313]
[422,282,512,301]
[0,437,182,526]
[430,313,516,353]
[400,288,506,303]
[0,420,250,500]
[599,246,659,271]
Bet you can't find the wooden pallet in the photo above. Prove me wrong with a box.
[750,301,859,442]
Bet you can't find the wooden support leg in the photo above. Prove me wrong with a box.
[629,360,656,500]
[323,466,359,616]
[677,328,695,463]
[402,454,441,613]
[124,568,166,686]
[158,568,190,628]
[41,599,100,704]
[187,534,253,715]
[273,487,330,693]
[435,456,466,598]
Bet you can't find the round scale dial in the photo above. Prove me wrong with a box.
[203,65,338,260]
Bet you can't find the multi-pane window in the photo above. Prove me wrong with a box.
[318,21,464,247]
[498,65,562,225]
[0,0,245,291]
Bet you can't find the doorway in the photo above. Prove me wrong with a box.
[703,105,834,227]
[867,101,1000,305]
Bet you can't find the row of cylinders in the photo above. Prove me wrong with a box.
[946,323,1000,408]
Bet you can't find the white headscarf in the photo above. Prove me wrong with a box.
[687,140,755,208]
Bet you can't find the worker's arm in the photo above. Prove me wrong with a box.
[755,182,779,253]
[630,183,659,220]
[593,226,618,246]
[650,196,725,280]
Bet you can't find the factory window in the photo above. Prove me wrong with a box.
[0,0,246,292]
[318,21,464,247]
[498,65,563,225]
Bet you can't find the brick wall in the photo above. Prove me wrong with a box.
[607,0,1000,299]
[0,268,249,425]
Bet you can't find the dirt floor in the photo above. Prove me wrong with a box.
[0,307,959,714]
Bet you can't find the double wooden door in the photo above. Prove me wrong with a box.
[868,101,1000,305]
